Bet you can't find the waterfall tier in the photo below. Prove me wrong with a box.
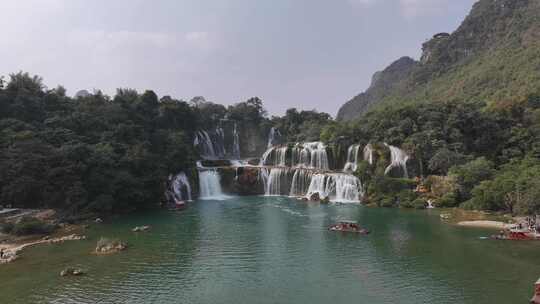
[363,144,374,165]
[259,142,329,170]
[306,173,363,202]
[172,172,192,202]
[199,169,228,200]
[267,127,282,148]
[232,123,240,159]
[384,143,409,178]
[343,144,360,173]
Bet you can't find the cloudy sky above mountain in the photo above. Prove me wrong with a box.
[0,0,476,116]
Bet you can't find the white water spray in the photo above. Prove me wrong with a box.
[384,143,409,178]
[265,168,290,196]
[199,169,227,200]
[363,144,374,165]
[289,169,313,196]
[343,144,360,173]
[232,123,240,159]
[306,173,363,202]
[267,127,282,148]
[172,172,192,202]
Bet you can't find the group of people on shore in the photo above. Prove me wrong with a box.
[516,215,540,233]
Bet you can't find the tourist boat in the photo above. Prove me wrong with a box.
[171,199,186,210]
[491,227,540,241]
[329,221,369,234]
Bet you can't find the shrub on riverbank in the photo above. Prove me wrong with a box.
[10,217,56,236]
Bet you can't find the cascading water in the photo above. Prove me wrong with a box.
[232,123,240,159]
[333,174,363,202]
[172,172,192,202]
[265,168,290,196]
[291,145,310,168]
[194,131,216,159]
[384,143,409,178]
[267,127,282,148]
[194,129,227,159]
[215,127,226,157]
[259,146,288,167]
[261,142,329,170]
[199,169,227,200]
[289,169,313,197]
[343,144,360,173]
[306,173,363,202]
[305,142,329,171]
[363,144,374,165]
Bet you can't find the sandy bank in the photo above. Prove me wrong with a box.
[457,220,512,229]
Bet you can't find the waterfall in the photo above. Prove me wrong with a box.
[306,174,330,198]
[289,169,313,196]
[194,131,216,159]
[291,145,310,168]
[260,142,328,170]
[215,127,226,157]
[384,143,409,178]
[363,144,374,165]
[259,146,288,167]
[265,168,290,196]
[267,127,282,148]
[232,123,240,159]
[333,174,363,202]
[199,169,227,200]
[171,172,192,202]
[259,148,273,166]
[343,144,360,173]
[305,142,329,171]
[194,129,227,159]
[306,173,363,202]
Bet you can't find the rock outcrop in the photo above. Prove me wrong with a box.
[337,57,417,121]
[95,238,127,254]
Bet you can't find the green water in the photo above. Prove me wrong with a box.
[1,196,539,303]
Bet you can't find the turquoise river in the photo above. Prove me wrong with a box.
[1,196,539,303]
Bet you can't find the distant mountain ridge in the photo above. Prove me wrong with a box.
[337,0,540,121]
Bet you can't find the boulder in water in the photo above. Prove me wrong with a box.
[60,267,85,277]
[309,192,321,202]
[132,225,151,232]
[95,238,127,254]
[321,196,330,204]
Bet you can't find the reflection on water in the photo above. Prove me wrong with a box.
[1,196,539,304]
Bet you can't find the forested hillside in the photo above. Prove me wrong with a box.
[337,0,540,121]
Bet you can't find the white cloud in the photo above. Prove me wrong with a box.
[347,0,379,6]
[184,31,215,50]
[347,0,454,18]
[398,0,449,18]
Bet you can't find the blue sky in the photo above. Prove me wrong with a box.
[0,0,477,116]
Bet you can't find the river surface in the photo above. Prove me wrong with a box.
[1,196,539,304]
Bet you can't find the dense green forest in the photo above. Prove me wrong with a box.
[330,0,540,215]
[0,72,331,218]
[325,93,540,214]
[1,70,540,217]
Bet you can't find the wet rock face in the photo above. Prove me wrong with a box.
[219,167,265,196]
[309,192,321,202]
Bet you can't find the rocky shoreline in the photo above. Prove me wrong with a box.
[0,234,86,264]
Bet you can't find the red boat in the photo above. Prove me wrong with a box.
[171,199,186,210]
[329,221,370,234]
[491,228,540,241]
